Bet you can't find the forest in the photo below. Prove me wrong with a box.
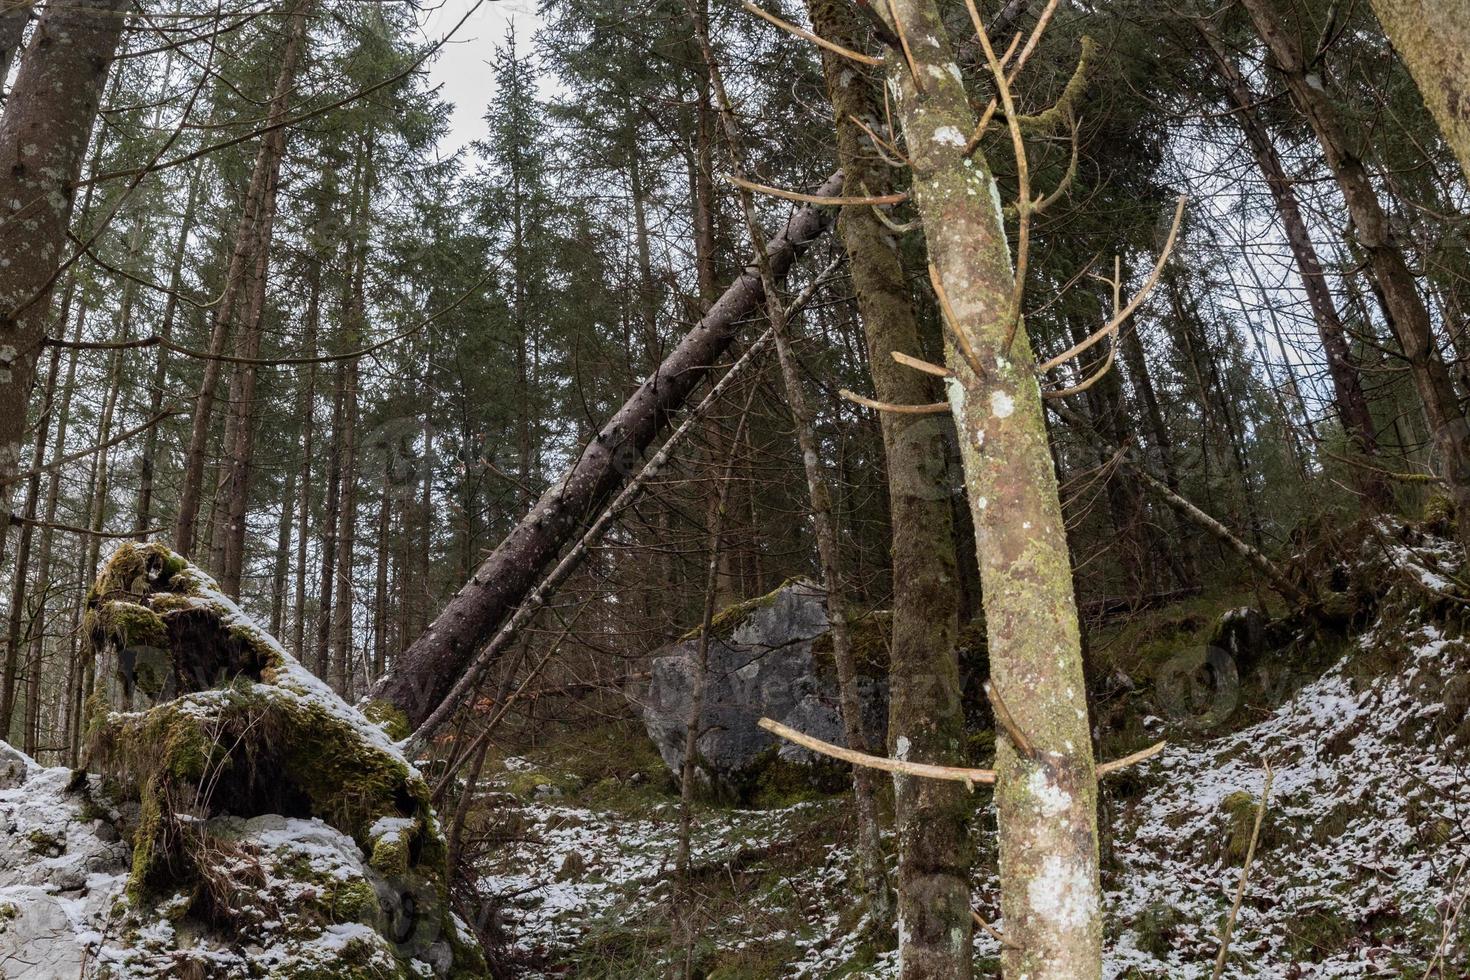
[0,0,1467,975]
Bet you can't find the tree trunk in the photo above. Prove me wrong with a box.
[1197,23,1387,506]
[314,366,345,682]
[1241,0,1470,558]
[136,160,204,538]
[807,0,971,967]
[365,171,843,728]
[1064,313,1156,597]
[331,355,360,695]
[1116,318,1198,586]
[291,252,322,658]
[885,2,1102,975]
[371,467,391,682]
[0,0,126,522]
[0,342,57,736]
[1369,0,1470,184]
[174,0,313,560]
[0,1,31,99]
[270,470,297,638]
[207,0,313,593]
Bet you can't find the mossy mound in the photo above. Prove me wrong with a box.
[83,543,488,979]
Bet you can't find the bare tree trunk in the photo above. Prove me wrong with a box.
[1064,313,1156,597]
[269,470,297,638]
[136,160,203,538]
[371,467,391,682]
[1369,0,1470,184]
[0,1,32,99]
[25,295,84,758]
[806,0,971,963]
[1197,23,1387,506]
[174,0,312,560]
[331,354,360,695]
[0,342,57,736]
[365,172,843,728]
[209,0,313,592]
[885,2,1101,974]
[1241,0,1470,557]
[1116,318,1198,586]
[314,367,345,682]
[0,0,126,522]
[291,253,322,658]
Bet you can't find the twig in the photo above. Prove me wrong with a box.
[850,115,910,167]
[1212,758,1274,980]
[839,389,949,414]
[984,681,1036,758]
[741,1,884,66]
[891,350,952,378]
[971,908,1013,947]
[759,717,1165,783]
[928,261,987,380]
[725,173,907,207]
[1037,195,1187,374]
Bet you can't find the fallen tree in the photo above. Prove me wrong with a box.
[365,172,845,731]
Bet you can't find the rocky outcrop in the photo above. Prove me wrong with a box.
[642,579,889,799]
[30,541,494,979]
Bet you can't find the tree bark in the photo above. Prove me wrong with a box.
[807,0,971,967]
[208,0,312,593]
[0,1,32,99]
[0,342,56,736]
[174,0,312,560]
[884,2,1102,975]
[314,366,345,682]
[135,160,203,538]
[0,0,126,521]
[1369,0,1470,184]
[291,248,322,658]
[1241,0,1470,558]
[366,171,843,728]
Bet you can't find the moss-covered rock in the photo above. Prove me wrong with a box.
[83,543,489,979]
[1218,790,1274,866]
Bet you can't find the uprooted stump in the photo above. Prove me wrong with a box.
[82,542,489,978]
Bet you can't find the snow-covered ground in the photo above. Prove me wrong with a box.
[481,583,1470,976]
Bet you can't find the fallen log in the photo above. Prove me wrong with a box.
[366,171,846,731]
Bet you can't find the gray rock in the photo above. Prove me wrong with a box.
[642,579,887,798]
[0,743,28,791]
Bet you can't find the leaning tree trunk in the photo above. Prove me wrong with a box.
[365,171,843,729]
[1197,23,1388,507]
[1368,0,1470,184]
[884,1,1103,975]
[1241,0,1470,558]
[807,0,972,969]
[0,0,127,521]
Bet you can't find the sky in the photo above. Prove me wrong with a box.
[418,0,542,153]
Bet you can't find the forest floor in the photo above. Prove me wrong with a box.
[479,526,1470,978]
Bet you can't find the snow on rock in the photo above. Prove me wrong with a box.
[0,757,129,978]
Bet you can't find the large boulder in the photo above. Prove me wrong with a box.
[57,541,490,979]
[642,579,889,799]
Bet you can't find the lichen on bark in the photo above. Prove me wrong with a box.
[881,2,1104,976]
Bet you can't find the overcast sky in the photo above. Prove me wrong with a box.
[419,0,542,153]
